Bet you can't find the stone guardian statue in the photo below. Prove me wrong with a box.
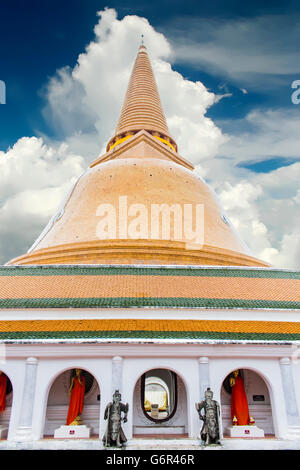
[103,390,129,447]
[196,387,221,445]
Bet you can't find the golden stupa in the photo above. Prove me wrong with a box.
[8,45,268,267]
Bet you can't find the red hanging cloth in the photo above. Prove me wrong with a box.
[66,375,85,425]
[231,376,250,425]
[0,373,7,412]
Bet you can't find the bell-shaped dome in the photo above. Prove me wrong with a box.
[9,153,267,266]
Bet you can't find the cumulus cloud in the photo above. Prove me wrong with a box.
[215,180,279,265]
[184,103,300,269]
[203,109,300,268]
[0,137,84,264]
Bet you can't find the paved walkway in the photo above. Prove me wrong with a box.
[1,437,300,450]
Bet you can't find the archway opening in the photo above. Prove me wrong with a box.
[43,368,100,438]
[0,371,13,440]
[133,368,188,437]
[221,368,275,437]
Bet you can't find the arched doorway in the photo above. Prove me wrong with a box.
[44,368,100,437]
[221,368,275,436]
[133,368,188,436]
[0,371,13,440]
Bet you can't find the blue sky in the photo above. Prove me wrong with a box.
[0,1,299,267]
[1,0,299,160]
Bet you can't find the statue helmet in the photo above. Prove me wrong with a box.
[113,390,122,400]
[205,387,213,398]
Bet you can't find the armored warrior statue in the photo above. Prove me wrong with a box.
[103,390,129,447]
[196,388,221,445]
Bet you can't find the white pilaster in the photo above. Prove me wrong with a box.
[279,357,300,425]
[198,357,210,400]
[112,356,123,394]
[14,357,38,441]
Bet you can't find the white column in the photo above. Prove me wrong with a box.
[198,357,210,400]
[112,356,123,394]
[110,356,131,440]
[279,357,300,425]
[14,357,38,440]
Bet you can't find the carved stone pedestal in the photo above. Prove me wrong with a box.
[227,425,265,438]
[0,426,8,439]
[54,425,93,439]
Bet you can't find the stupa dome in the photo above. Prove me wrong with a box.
[8,45,268,267]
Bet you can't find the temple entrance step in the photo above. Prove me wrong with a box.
[127,438,200,450]
[133,426,185,435]
[288,426,300,438]
[133,433,189,439]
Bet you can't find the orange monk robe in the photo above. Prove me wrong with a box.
[231,376,250,425]
[66,375,85,425]
[0,374,7,412]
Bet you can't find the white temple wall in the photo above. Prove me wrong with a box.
[292,361,300,415]
[1,342,298,441]
[0,359,25,441]
[31,357,112,440]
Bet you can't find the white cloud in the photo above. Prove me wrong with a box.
[0,137,84,264]
[215,109,300,168]
[270,231,300,270]
[215,181,277,264]
[193,107,300,269]
[207,160,300,269]
[166,13,300,88]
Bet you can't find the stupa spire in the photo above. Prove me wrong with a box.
[107,44,177,152]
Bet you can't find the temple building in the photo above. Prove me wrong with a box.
[0,44,300,448]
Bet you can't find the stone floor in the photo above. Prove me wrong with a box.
[1,436,300,450]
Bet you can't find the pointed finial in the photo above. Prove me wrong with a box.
[106,39,177,153]
[141,34,144,45]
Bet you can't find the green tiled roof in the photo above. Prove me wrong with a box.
[1,264,299,279]
[0,330,299,342]
[0,296,299,310]
[0,264,299,310]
